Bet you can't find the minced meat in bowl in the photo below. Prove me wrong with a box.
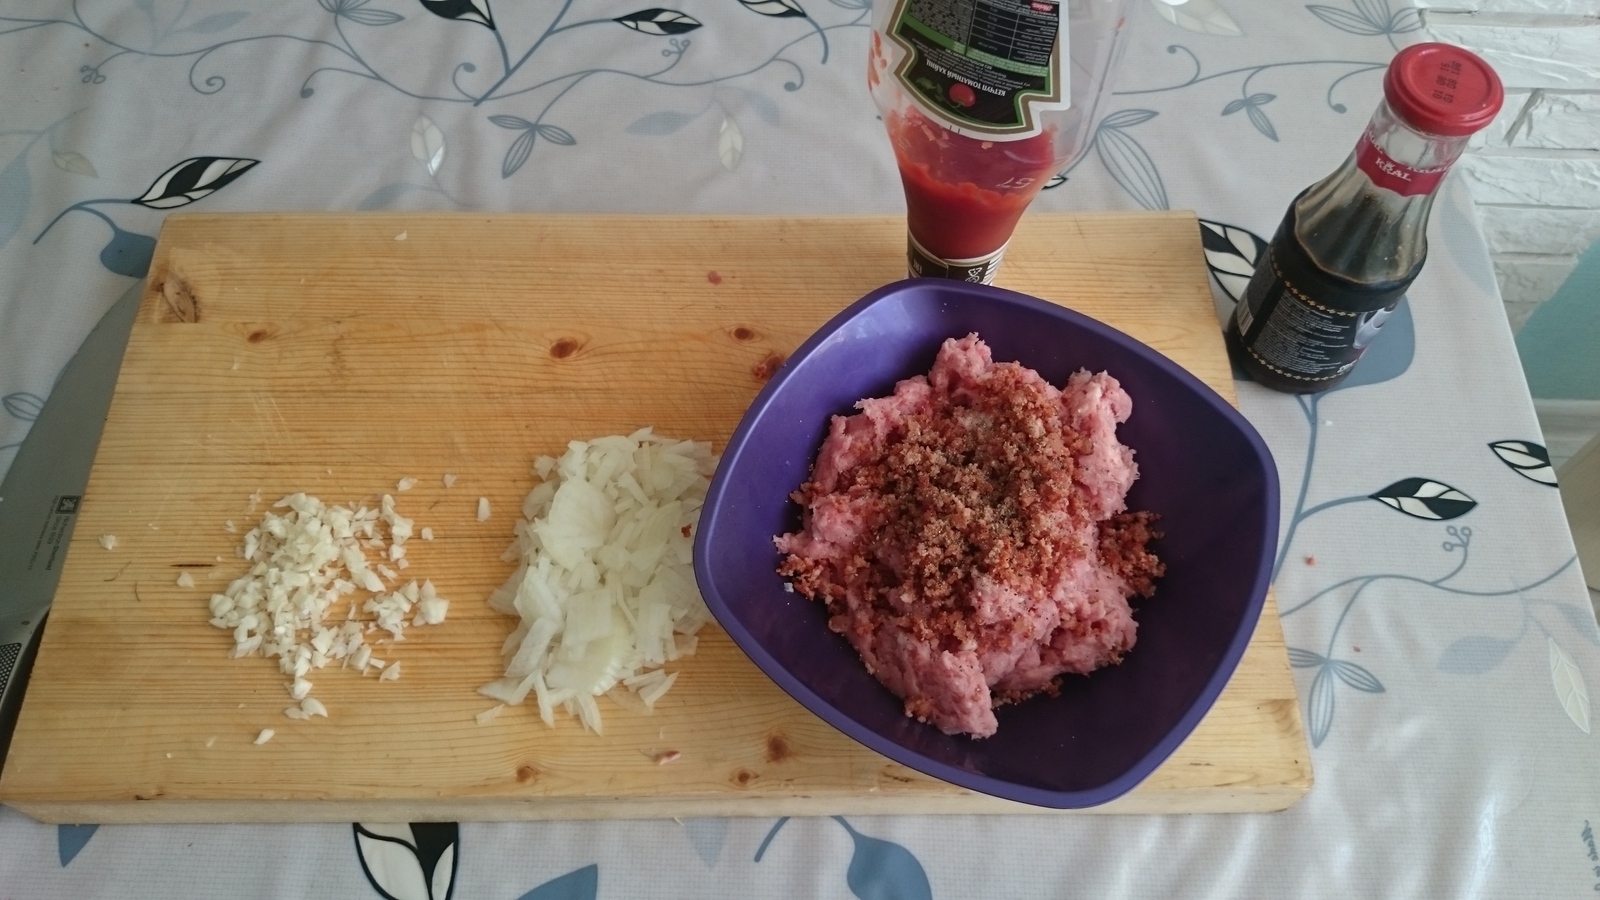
[693,280,1277,808]
[776,335,1165,739]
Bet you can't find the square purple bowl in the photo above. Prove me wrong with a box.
[692,279,1278,809]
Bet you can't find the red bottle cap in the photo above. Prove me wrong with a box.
[1384,43,1504,136]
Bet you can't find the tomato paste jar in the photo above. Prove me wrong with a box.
[868,0,1133,283]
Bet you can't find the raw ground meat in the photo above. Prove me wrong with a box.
[776,335,1164,738]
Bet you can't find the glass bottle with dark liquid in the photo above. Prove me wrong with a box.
[1226,43,1504,393]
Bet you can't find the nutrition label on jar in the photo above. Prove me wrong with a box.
[888,0,1068,138]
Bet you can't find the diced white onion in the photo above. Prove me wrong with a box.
[481,428,716,734]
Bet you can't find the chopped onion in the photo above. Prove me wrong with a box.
[176,572,196,588]
[253,729,275,745]
[98,534,116,551]
[396,477,418,491]
[477,497,491,521]
[475,705,505,725]
[481,428,716,734]
[443,474,457,488]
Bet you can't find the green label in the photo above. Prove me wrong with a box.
[888,0,1067,137]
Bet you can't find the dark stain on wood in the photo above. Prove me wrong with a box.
[752,352,785,382]
[765,731,791,763]
[155,274,200,323]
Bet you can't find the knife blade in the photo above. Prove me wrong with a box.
[0,282,142,767]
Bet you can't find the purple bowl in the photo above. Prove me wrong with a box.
[693,279,1278,809]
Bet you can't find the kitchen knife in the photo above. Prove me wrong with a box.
[0,282,142,767]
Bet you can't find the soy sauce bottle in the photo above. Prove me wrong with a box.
[1226,43,1503,393]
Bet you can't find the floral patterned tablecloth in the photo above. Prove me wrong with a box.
[2,1,1598,897]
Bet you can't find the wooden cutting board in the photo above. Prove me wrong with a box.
[0,212,1311,823]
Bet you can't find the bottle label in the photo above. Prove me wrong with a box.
[907,234,1005,283]
[883,0,1069,140]
[1354,128,1451,197]
[1233,241,1406,385]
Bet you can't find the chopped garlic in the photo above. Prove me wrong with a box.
[98,534,116,551]
[477,497,490,521]
[176,572,196,588]
[396,476,418,491]
[253,729,275,745]
[209,490,447,721]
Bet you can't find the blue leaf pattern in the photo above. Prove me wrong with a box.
[1555,604,1600,646]
[1327,298,1414,392]
[1306,5,1388,35]
[1287,646,1326,668]
[321,0,405,26]
[502,129,536,177]
[516,864,599,900]
[738,89,781,126]
[1331,659,1385,693]
[0,152,31,252]
[1098,108,1158,129]
[3,391,45,421]
[57,824,98,866]
[175,11,251,34]
[1245,103,1278,141]
[834,817,933,900]
[1389,7,1421,31]
[536,124,576,146]
[627,111,696,135]
[1438,635,1518,675]
[1307,664,1335,747]
[99,226,156,278]
[1093,113,1168,211]
[682,818,730,868]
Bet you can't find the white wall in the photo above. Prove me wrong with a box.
[1419,1,1600,331]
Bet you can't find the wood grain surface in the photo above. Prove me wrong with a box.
[0,212,1311,823]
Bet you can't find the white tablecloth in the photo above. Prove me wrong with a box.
[3,1,1597,897]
